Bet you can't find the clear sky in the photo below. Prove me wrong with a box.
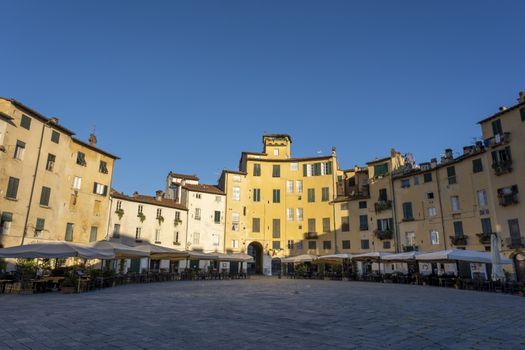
[2,1,524,194]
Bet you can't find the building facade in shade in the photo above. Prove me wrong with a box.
[0,98,118,248]
[219,134,340,275]
[107,190,188,272]
[165,172,226,256]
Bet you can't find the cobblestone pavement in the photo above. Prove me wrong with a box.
[0,277,524,349]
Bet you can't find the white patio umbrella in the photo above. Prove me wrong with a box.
[89,240,149,258]
[317,253,352,262]
[216,253,254,262]
[281,254,317,263]
[416,249,512,264]
[134,243,188,260]
[382,251,423,261]
[352,252,393,260]
[0,241,115,260]
[491,233,505,281]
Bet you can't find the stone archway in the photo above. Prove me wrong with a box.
[247,241,263,275]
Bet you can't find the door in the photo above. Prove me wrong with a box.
[508,219,521,246]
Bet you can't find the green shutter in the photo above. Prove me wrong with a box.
[303,164,307,176]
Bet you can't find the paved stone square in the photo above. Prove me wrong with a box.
[0,277,524,349]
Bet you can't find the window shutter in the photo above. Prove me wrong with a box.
[93,182,98,194]
[303,164,307,177]
[103,185,108,196]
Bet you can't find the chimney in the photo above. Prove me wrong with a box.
[89,132,97,146]
[430,158,437,168]
[463,146,474,155]
[390,148,397,158]
[331,146,337,156]
[519,91,525,103]
[49,117,59,124]
[133,191,139,199]
[155,190,164,201]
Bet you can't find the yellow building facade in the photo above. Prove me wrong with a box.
[0,98,117,248]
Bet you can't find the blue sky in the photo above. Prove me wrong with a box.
[2,1,524,194]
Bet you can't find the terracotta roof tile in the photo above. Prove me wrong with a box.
[183,183,225,195]
[111,191,188,210]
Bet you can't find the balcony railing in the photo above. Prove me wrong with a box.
[402,216,415,222]
[498,193,519,207]
[450,235,468,246]
[505,237,525,249]
[492,159,513,176]
[304,232,318,240]
[374,200,392,213]
[349,191,370,200]
[485,132,511,148]
[402,245,418,252]
[476,233,492,245]
[374,229,393,240]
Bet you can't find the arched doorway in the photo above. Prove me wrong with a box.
[247,241,263,275]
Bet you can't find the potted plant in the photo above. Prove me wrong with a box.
[157,215,165,225]
[137,212,146,223]
[115,208,125,220]
[60,275,77,294]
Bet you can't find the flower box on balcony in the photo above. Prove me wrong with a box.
[374,229,393,240]
[476,233,492,245]
[450,235,468,246]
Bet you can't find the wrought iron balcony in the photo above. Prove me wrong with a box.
[476,233,492,245]
[498,193,519,207]
[374,229,393,240]
[374,200,392,213]
[402,245,419,252]
[304,232,318,240]
[505,237,525,249]
[492,159,513,176]
[484,132,511,148]
[449,235,468,246]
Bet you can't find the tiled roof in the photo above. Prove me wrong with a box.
[477,101,525,124]
[168,172,200,181]
[183,183,225,195]
[111,191,188,210]
[72,137,119,160]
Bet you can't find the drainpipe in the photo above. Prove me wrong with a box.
[21,120,48,245]
[435,169,448,250]
[390,175,401,253]
[331,155,339,253]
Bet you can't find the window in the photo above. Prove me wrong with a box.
[72,176,82,190]
[253,188,261,202]
[14,140,25,160]
[379,189,388,201]
[233,186,240,201]
[272,165,280,177]
[303,162,333,176]
[272,241,281,250]
[51,130,60,144]
[46,154,56,171]
[253,163,261,176]
[195,208,201,220]
[323,241,331,250]
[287,208,294,221]
[296,208,303,221]
[472,159,483,173]
[252,218,260,232]
[308,240,317,250]
[477,190,488,208]
[154,229,161,243]
[342,240,351,249]
[374,163,388,177]
[232,240,239,249]
[20,115,31,129]
[76,152,86,166]
[99,161,108,174]
[93,200,101,216]
[481,218,492,234]
[93,183,108,196]
[286,180,294,193]
[296,241,303,250]
[308,218,316,233]
[113,224,121,238]
[427,192,434,199]
[405,232,415,246]
[377,218,393,231]
[423,173,432,183]
[232,212,240,231]
[383,241,391,249]
[287,240,294,249]
[138,205,143,214]
[322,218,330,232]
[175,211,181,222]
[196,193,201,199]
[451,196,460,212]
[272,189,280,203]
[65,223,74,241]
[215,196,222,202]
[174,231,179,244]
[35,218,45,237]
[361,240,370,249]
[359,215,368,230]
[321,187,329,201]
[453,221,464,238]
[359,201,367,209]
[90,226,98,242]
[116,200,122,211]
[272,219,280,238]
[193,232,200,245]
[401,179,410,188]
[295,180,303,193]
[414,176,420,185]
[402,202,413,220]
[39,186,51,206]
[273,148,279,156]
[491,119,503,135]
[447,166,456,185]
[341,216,349,232]
[521,107,525,122]
[427,207,436,217]
[290,163,298,171]
[6,177,20,199]
[307,188,315,202]
[341,203,348,210]
[430,230,440,245]
[214,211,221,224]
[0,212,13,235]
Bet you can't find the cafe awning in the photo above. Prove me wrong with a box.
[281,254,318,263]
[416,249,512,264]
[0,241,115,260]
[89,240,149,258]
[317,253,353,262]
[134,243,188,260]
[352,252,393,261]
[216,253,254,262]
[382,251,423,261]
